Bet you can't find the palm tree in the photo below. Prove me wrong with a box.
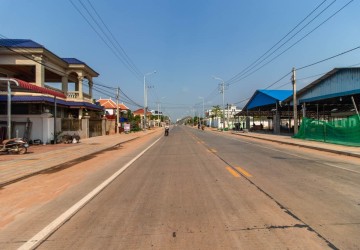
[211,105,223,118]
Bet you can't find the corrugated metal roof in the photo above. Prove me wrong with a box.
[284,67,360,104]
[244,90,292,110]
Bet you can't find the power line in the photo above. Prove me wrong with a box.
[275,61,360,89]
[69,0,143,81]
[84,0,143,77]
[226,0,331,85]
[226,0,354,86]
[298,45,360,71]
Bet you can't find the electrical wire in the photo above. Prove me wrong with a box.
[84,0,143,78]
[226,0,354,86]
[69,0,143,81]
[226,0,331,85]
[275,61,360,89]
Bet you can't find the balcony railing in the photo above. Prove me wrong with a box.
[67,91,79,99]
[67,91,92,101]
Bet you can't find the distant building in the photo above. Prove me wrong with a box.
[206,104,241,129]
[97,98,129,116]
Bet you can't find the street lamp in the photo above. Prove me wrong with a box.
[0,78,19,139]
[144,71,156,130]
[212,76,226,130]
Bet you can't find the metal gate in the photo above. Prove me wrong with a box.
[89,118,102,137]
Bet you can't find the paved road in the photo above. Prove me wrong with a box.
[1,125,359,249]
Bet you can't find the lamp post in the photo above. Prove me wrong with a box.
[212,76,226,130]
[143,71,156,130]
[0,78,19,139]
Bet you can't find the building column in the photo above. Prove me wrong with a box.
[81,116,90,138]
[62,75,68,95]
[302,102,306,118]
[34,56,45,87]
[78,76,83,99]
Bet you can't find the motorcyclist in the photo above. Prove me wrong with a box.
[164,123,170,136]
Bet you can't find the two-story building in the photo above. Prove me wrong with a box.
[0,39,104,143]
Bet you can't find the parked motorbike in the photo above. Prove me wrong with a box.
[0,138,29,154]
[59,134,81,144]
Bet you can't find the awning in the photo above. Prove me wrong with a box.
[14,78,66,98]
[0,95,104,111]
[0,78,66,98]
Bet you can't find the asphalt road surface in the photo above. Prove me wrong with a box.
[1,125,359,249]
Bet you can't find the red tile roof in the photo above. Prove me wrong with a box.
[133,108,152,116]
[118,103,129,110]
[98,99,129,110]
[98,99,117,109]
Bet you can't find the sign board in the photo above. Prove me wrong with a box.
[124,123,130,132]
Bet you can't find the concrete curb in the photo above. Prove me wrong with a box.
[0,130,159,188]
[230,132,360,159]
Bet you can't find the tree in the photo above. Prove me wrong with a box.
[211,105,223,118]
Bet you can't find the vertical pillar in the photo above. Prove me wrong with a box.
[78,76,83,99]
[35,57,45,87]
[102,116,106,136]
[62,75,68,95]
[82,116,90,138]
[7,81,12,139]
[302,102,306,118]
[292,67,298,135]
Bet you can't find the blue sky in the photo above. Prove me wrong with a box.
[1,0,360,120]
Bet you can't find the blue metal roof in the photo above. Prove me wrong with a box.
[1,38,99,76]
[0,39,44,48]
[62,58,86,64]
[0,96,104,110]
[244,90,292,110]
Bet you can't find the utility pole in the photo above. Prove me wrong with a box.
[220,82,225,130]
[227,103,229,129]
[202,98,205,126]
[156,101,160,126]
[116,87,120,134]
[144,71,156,130]
[143,75,146,130]
[212,76,227,131]
[292,67,298,135]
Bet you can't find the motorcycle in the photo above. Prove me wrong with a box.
[164,127,169,136]
[0,138,29,154]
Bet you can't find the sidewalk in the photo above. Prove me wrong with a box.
[229,130,360,158]
[0,129,160,187]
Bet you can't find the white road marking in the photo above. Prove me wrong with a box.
[18,138,161,250]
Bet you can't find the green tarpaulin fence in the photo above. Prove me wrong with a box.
[293,115,360,146]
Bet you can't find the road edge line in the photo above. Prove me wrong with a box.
[18,137,161,250]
